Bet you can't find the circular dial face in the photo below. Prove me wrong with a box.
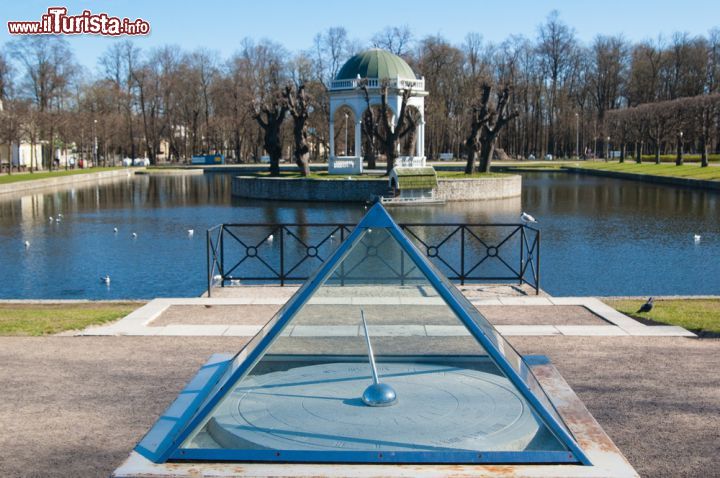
[206,362,547,452]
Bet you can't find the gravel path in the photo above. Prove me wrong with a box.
[0,335,717,478]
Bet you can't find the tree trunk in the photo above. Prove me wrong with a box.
[701,119,709,167]
[234,128,242,164]
[266,127,282,176]
[364,134,376,169]
[478,140,495,173]
[294,151,310,176]
[385,139,396,175]
[676,134,684,166]
[464,145,477,174]
[291,121,310,177]
[635,142,642,164]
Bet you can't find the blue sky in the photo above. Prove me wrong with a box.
[2,0,719,71]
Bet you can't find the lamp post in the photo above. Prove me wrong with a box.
[93,119,98,169]
[575,112,580,159]
[344,112,349,156]
[606,136,610,162]
[676,131,684,166]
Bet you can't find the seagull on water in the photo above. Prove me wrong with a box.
[694,234,701,243]
[637,297,654,314]
[267,234,274,243]
[48,216,54,222]
[24,240,30,248]
[187,229,194,237]
[113,227,118,233]
[100,275,111,285]
[131,232,138,239]
[520,212,537,223]
[57,213,63,218]
[55,217,61,223]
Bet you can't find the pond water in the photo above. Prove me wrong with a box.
[0,171,717,299]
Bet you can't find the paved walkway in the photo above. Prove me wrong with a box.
[1,335,716,478]
[79,285,694,338]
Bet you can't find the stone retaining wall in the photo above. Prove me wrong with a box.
[232,175,522,202]
[232,176,387,202]
[563,166,720,191]
[436,176,521,201]
[0,168,140,196]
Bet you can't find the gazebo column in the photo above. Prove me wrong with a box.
[354,120,362,157]
[329,121,335,158]
[415,120,424,157]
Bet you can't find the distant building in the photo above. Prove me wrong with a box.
[0,141,44,171]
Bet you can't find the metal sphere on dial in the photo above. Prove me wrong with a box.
[362,382,397,407]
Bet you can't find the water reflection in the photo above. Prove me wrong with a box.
[0,172,717,298]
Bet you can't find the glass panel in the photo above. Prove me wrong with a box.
[180,227,569,457]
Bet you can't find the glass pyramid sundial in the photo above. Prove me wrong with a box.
[135,203,591,465]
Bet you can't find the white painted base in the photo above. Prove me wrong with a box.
[328,156,363,175]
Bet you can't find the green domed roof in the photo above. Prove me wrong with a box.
[336,49,417,81]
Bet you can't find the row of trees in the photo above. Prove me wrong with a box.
[1,12,719,175]
[606,94,720,166]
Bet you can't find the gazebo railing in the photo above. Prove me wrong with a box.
[206,222,540,296]
[329,77,425,91]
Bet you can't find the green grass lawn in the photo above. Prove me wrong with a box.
[436,171,510,178]
[0,167,123,185]
[251,170,511,179]
[567,162,720,181]
[0,302,140,336]
[640,154,720,163]
[252,171,380,180]
[605,299,720,337]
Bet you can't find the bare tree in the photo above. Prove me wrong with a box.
[588,35,629,127]
[0,100,26,175]
[417,36,465,159]
[360,80,416,174]
[661,32,708,99]
[371,26,414,56]
[9,36,77,170]
[627,39,664,106]
[463,33,485,78]
[283,84,312,176]
[311,27,350,87]
[464,84,519,173]
[252,81,287,176]
[536,11,577,156]
[0,50,12,103]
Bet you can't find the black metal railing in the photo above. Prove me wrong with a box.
[207,223,540,296]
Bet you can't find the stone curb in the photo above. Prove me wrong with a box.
[0,168,143,196]
[562,166,720,191]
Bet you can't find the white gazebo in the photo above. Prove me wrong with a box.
[328,49,427,174]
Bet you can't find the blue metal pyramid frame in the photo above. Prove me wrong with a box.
[135,202,591,465]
